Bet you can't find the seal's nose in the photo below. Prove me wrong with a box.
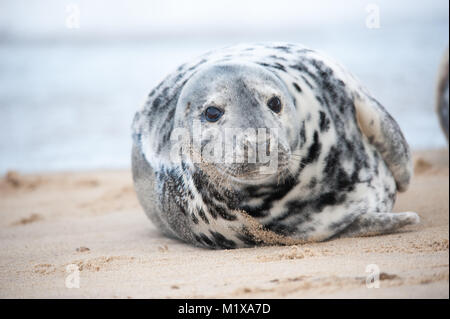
[237,136,273,164]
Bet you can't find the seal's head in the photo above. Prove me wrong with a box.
[172,61,301,185]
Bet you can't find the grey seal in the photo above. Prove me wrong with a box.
[131,43,419,249]
[436,47,449,142]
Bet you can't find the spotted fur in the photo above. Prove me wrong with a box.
[132,42,419,249]
[436,48,449,142]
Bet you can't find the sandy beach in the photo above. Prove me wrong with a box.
[0,149,448,299]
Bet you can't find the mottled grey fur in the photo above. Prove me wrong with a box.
[131,43,419,249]
[436,48,449,142]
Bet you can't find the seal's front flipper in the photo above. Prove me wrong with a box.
[337,212,420,238]
[353,92,413,192]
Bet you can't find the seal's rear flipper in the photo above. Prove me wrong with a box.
[353,92,413,192]
[336,212,420,238]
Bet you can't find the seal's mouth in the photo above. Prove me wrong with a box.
[227,173,276,185]
[205,150,294,185]
[186,135,296,186]
[222,164,272,179]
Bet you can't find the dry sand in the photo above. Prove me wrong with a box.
[0,150,448,299]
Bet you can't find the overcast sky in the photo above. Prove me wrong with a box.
[0,0,448,38]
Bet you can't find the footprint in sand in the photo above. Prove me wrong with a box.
[414,158,433,174]
[12,213,42,226]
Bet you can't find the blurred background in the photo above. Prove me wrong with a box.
[0,0,448,173]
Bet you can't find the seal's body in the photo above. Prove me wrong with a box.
[436,48,449,142]
[132,43,419,249]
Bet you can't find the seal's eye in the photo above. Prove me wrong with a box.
[267,96,282,113]
[204,106,223,122]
